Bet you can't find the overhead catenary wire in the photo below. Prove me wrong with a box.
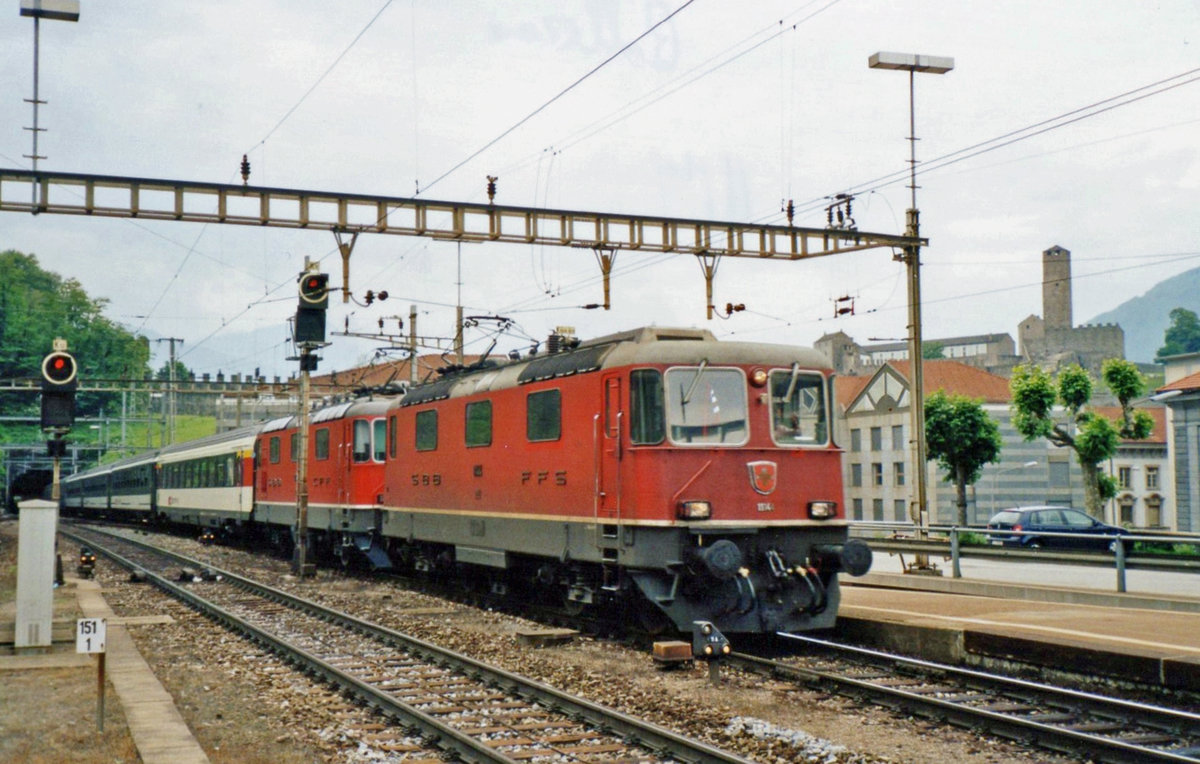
[417,0,700,196]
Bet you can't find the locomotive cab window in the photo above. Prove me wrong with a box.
[465,401,492,447]
[315,428,331,460]
[353,420,371,463]
[269,436,281,464]
[664,366,748,446]
[630,369,665,445]
[527,389,561,442]
[769,366,828,446]
[373,419,386,462]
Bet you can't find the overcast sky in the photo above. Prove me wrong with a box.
[2,1,1197,378]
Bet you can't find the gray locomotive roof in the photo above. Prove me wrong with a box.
[401,326,828,404]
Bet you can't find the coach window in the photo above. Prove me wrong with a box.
[353,420,371,463]
[769,367,827,445]
[270,436,281,464]
[466,401,492,447]
[416,410,438,451]
[630,369,665,445]
[373,419,387,461]
[663,366,747,446]
[527,389,561,442]
[315,428,331,460]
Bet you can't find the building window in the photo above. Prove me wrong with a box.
[870,426,882,451]
[852,498,863,520]
[872,463,883,486]
[850,428,862,452]
[416,410,438,451]
[893,461,905,486]
[892,424,904,450]
[894,499,906,521]
[1119,495,1135,525]
[465,400,493,447]
[1146,495,1163,527]
[1145,465,1160,490]
[527,389,562,442]
[850,463,863,487]
[1117,466,1132,489]
[872,498,884,521]
[1048,460,1070,488]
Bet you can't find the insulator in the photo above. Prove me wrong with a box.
[240,154,250,185]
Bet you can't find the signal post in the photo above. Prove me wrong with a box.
[291,263,328,577]
[40,337,77,501]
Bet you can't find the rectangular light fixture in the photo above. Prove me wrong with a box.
[20,0,80,21]
[869,51,954,74]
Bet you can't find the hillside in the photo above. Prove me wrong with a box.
[1087,266,1200,363]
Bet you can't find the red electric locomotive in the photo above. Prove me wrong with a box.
[378,326,870,634]
[253,397,394,566]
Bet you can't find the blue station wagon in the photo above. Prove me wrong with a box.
[986,506,1128,551]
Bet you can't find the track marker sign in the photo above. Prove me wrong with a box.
[76,617,106,653]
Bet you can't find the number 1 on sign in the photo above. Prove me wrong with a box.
[76,618,106,654]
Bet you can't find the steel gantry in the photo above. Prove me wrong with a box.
[0,169,923,317]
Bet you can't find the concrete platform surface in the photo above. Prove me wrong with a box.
[840,577,1200,690]
[71,577,210,764]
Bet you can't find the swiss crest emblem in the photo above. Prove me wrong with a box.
[747,460,777,495]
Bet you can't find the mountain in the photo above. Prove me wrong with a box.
[1086,267,1200,363]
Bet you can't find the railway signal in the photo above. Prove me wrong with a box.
[295,269,329,345]
[40,344,78,430]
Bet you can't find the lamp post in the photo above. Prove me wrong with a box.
[20,1,80,208]
[990,460,1038,515]
[869,52,953,571]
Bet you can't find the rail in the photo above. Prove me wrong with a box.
[849,521,1200,593]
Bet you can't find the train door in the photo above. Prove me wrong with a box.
[597,375,622,522]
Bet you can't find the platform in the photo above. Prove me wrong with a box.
[0,575,210,764]
[839,573,1200,690]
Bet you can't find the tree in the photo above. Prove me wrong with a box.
[156,359,191,382]
[925,390,1002,526]
[1157,307,1200,360]
[0,249,151,441]
[1009,360,1154,518]
[921,341,945,359]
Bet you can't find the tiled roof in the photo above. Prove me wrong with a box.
[1091,405,1168,444]
[887,360,1013,403]
[1159,370,1200,392]
[834,374,872,411]
[834,360,1012,412]
[309,353,483,389]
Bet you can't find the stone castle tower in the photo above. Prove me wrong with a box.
[1019,244,1124,376]
[1043,245,1072,330]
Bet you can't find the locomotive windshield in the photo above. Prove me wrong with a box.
[663,366,748,445]
[770,365,828,446]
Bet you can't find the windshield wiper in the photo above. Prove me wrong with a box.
[681,359,709,406]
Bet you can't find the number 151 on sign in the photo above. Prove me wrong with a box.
[76,618,106,654]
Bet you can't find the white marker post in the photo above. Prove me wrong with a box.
[76,618,107,731]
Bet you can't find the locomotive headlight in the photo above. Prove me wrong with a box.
[749,368,768,387]
[677,500,712,520]
[808,501,837,519]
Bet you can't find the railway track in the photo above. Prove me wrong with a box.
[731,634,1200,763]
[64,525,751,764]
